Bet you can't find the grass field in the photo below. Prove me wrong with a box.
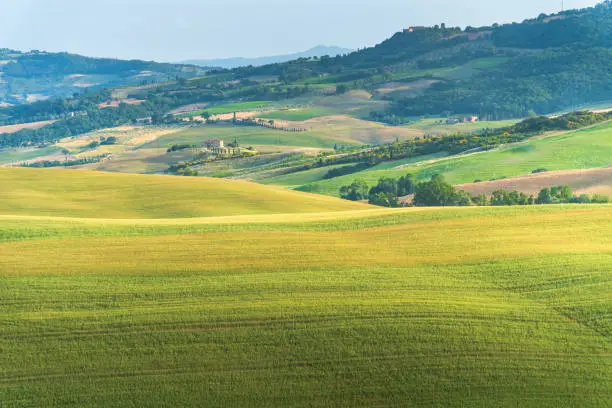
[257,107,337,121]
[189,101,276,116]
[409,120,612,184]
[0,168,366,218]
[0,146,61,165]
[142,125,361,150]
[405,118,520,136]
[258,164,354,187]
[297,121,612,196]
[0,183,610,407]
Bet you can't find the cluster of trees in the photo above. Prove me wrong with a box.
[341,174,610,207]
[100,136,118,145]
[167,144,195,153]
[339,174,417,206]
[487,185,609,205]
[324,162,373,179]
[21,154,108,168]
[492,3,610,49]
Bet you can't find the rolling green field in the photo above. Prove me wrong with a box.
[257,107,337,121]
[0,168,365,218]
[258,164,354,187]
[297,121,612,196]
[0,146,61,165]
[189,101,276,116]
[0,168,610,407]
[405,118,520,136]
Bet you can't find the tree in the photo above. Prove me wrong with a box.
[591,194,610,204]
[336,84,349,94]
[413,174,470,207]
[550,185,572,203]
[472,193,488,206]
[491,189,532,206]
[369,177,398,197]
[368,192,398,207]
[397,173,415,196]
[339,180,369,201]
[367,177,403,207]
[536,188,553,204]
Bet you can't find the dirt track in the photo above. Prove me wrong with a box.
[457,167,612,196]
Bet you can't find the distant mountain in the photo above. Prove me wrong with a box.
[182,45,353,69]
[0,49,205,105]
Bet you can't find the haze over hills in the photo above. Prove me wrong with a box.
[0,49,205,106]
[181,45,353,68]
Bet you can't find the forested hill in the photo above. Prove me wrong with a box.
[243,1,610,76]
[239,1,611,119]
[0,49,204,105]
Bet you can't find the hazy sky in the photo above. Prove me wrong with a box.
[0,0,599,62]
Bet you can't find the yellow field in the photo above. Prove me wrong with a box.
[0,168,610,407]
[0,168,367,218]
[0,120,57,134]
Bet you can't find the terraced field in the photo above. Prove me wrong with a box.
[0,168,610,407]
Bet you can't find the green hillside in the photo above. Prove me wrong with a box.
[0,168,366,218]
[297,120,612,196]
[1,205,610,406]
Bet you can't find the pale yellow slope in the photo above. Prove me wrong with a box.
[0,168,368,218]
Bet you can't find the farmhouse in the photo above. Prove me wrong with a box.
[403,26,426,33]
[135,117,152,125]
[203,139,224,149]
[463,116,479,123]
[202,139,240,156]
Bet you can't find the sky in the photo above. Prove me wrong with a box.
[0,0,600,62]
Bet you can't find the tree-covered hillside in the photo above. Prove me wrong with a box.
[239,1,611,120]
[0,49,204,105]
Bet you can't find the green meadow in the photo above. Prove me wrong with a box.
[297,121,612,196]
[0,168,610,407]
[257,107,337,121]
[0,146,61,165]
[189,101,275,116]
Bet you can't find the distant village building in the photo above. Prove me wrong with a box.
[136,117,152,125]
[203,139,224,149]
[202,139,239,156]
[446,116,479,125]
[404,26,426,33]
